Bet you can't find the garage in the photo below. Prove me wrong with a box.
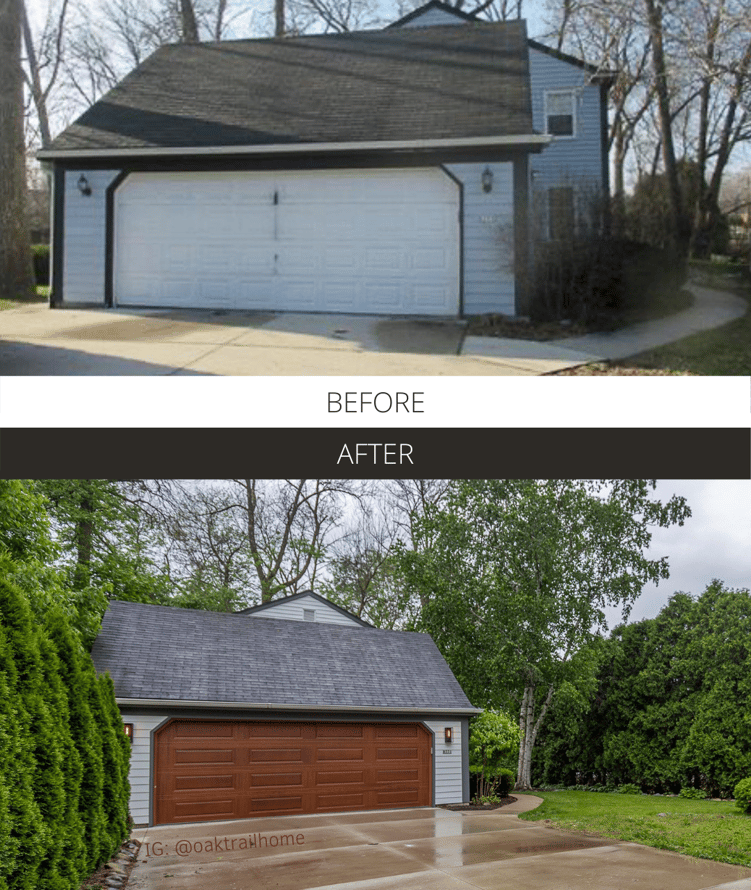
[113,169,460,316]
[154,719,432,825]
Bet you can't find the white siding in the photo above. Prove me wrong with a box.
[425,720,464,805]
[445,163,516,316]
[63,169,120,304]
[121,712,168,826]
[528,46,605,233]
[249,594,363,626]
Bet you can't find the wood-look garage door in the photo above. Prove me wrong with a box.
[154,720,432,825]
[114,169,460,315]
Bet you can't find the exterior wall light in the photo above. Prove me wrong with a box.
[444,726,453,743]
[77,174,92,196]
[481,166,493,193]
[123,723,134,742]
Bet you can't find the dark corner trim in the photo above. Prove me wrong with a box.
[461,717,470,803]
[440,164,464,318]
[50,166,65,307]
[104,171,130,308]
[513,153,530,316]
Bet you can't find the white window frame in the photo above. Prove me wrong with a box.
[544,89,577,139]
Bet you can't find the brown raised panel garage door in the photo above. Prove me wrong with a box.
[154,720,432,825]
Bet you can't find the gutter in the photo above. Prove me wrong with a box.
[116,697,483,715]
[37,133,551,162]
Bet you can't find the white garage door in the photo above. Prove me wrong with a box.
[114,169,460,315]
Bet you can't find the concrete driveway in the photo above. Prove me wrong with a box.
[0,305,507,376]
[0,305,585,376]
[128,798,751,890]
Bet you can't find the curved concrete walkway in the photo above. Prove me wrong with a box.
[461,283,748,373]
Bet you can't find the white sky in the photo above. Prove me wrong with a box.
[606,479,750,628]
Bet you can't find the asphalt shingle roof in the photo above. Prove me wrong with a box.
[47,21,533,153]
[91,600,476,711]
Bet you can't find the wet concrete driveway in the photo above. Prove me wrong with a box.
[128,798,751,890]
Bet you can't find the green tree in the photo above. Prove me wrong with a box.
[0,576,66,889]
[0,617,46,890]
[399,480,690,790]
[468,710,520,798]
[536,581,751,796]
[44,608,107,872]
[38,481,171,642]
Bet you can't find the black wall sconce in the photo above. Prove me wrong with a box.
[444,726,453,744]
[123,723,133,742]
[77,174,92,196]
[481,166,493,193]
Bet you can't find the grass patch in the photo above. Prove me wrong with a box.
[615,282,751,375]
[519,791,751,867]
[0,286,49,310]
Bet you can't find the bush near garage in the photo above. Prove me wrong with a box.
[31,244,50,287]
[528,239,688,328]
[0,573,130,890]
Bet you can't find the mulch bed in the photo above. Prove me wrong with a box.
[439,796,518,812]
[466,315,590,341]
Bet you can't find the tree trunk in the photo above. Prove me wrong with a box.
[515,683,554,790]
[21,0,51,148]
[643,0,688,256]
[180,0,199,42]
[275,0,285,37]
[0,0,33,301]
[73,491,94,588]
[611,121,627,239]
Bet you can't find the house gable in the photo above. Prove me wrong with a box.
[389,0,474,28]
[238,590,371,627]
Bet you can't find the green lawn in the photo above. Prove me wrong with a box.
[519,791,751,867]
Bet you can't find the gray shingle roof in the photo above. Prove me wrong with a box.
[45,21,533,154]
[91,600,476,712]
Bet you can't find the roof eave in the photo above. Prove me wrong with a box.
[116,697,483,715]
[38,133,551,162]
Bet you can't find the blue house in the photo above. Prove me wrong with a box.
[39,0,611,319]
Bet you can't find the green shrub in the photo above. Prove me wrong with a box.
[529,238,687,327]
[469,710,520,799]
[679,787,708,800]
[617,783,642,795]
[496,768,514,797]
[31,244,49,287]
[734,778,751,814]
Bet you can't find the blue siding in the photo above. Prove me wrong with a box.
[528,46,605,236]
[445,163,515,316]
[397,7,466,26]
[62,169,121,305]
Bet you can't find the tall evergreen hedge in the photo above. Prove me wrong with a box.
[0,576,130,890]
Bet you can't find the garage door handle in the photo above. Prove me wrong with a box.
[273,190,279,205]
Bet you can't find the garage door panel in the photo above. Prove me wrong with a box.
[115,169,459,315]
[250,795,304,813]
[175,775,235,791]
[249,748,303,762]
[156,721,431,825]
[251,772,303,787]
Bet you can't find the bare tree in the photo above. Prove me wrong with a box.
[0,0,33,300]
[21,0,69,149]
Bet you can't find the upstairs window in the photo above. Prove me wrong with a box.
[545,90,576,137]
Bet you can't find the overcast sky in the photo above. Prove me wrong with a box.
[607,479,750,628]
